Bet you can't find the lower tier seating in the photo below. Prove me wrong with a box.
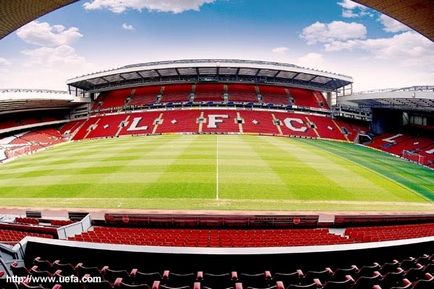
[68,227,353,247]
[2,252,433,289]
[70,110,365,142]
[0,228,53,244]
[1,222,433,249]
[369,133,434,168]
[334,119,368,142]
[0,128,64,162]
[346,223,434,243]
[68,223,434,248]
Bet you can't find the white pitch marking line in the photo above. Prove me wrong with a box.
[216,135,219,201]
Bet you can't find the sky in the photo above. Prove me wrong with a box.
[0,0,433,91]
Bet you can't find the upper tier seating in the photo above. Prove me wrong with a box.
[289,88,328,109]
[3,253,433,289]
[259,86,289,105]
[94,89,132,111]
[68,227,352,247]
[228,84,258,103]
[90,85,329,110]
[160,85,193,104]
[194,84,224,102]
[128,86,161,107]
[0,116,59,131]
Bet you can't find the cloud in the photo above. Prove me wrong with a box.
[379,14,410,33]
[0,45,95,89]
[122,23,135,31]
[324,31,434,69]
[300,21,367,45]
[296,53,325,69]
[8,21,95,89]
[21,45,90,68]
[337,0,372,18]
[271,47,289,55]
[14,20,90,69]
[338,0,366,10]
[83,0,215,14]
[0,46,95,89]
[0,57,11,67]
[0,57,11,73]
[17,21,90,69]
[16,21,82,47]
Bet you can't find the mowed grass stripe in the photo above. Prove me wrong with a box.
[0,135,166,178]
[268,137,425,202]
[300,139,434,202]
[218,135,290,200]
[74,134,205,198]
[3,136,198,167]
[0,135,432,210]
[259,137,369,201]
[133,134,216,199]
[1,135,193,196]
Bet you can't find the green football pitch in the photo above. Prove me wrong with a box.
[0,134,433,211]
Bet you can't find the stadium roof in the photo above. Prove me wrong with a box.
[338,86,434,112]
[355,0,434,41]
[0,0,78,40]
[353,98,434,112]
[0,89,88,114]
[67,59,353,93]
[0,0,432,41]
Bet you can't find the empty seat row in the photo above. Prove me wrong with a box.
[345,223,434,242]
[0,229,53,244]
[3,254,432,289]
[91,85,327,112]
[69,227,351,247]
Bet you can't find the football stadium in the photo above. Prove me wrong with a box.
[0,1,433,289]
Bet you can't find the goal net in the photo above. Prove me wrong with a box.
[402,150,427,165]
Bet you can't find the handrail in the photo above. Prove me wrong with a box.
[57,214,92,240]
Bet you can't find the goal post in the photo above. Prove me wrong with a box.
[402,150,427,165]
